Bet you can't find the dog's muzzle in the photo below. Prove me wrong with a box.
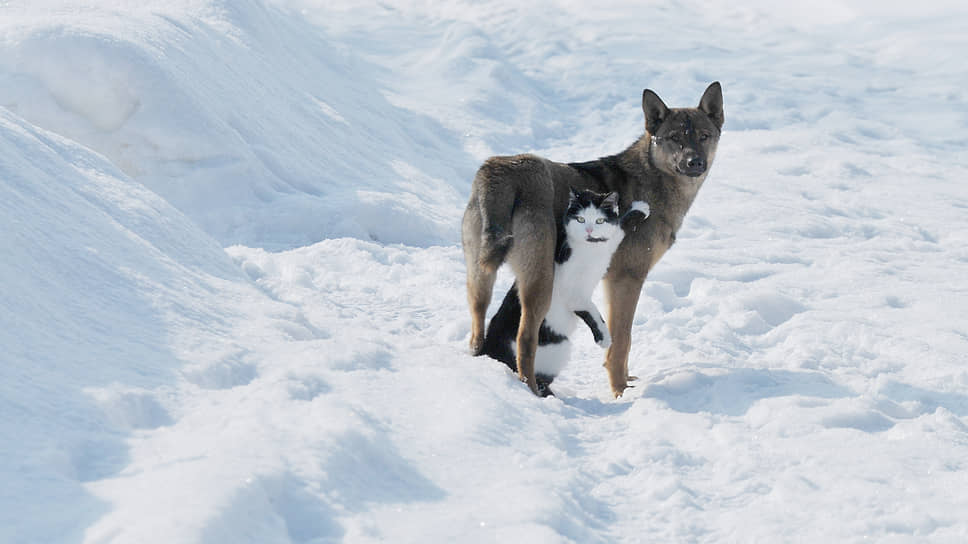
[677,153,706,177]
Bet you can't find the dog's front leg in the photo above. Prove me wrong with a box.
[603,274,645,397]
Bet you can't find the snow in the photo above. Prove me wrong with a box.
[2,0,968,542]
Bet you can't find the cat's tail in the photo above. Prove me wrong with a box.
[480,283,522,373]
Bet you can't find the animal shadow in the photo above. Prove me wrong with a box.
[643,365,853,416]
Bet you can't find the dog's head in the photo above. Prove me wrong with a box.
[643,82,724,178]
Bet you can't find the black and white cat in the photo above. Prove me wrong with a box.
[480,189,650,397]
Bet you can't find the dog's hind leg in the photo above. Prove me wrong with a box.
[463,199,498,355]
[462,162,520,354]
[514,275,553,394]
[465,265,497,355]
[507,209,556,395]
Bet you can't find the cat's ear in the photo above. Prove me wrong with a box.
[602,192,620,212]
[569,187,582,204]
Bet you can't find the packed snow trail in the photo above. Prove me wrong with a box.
[225,205,968,540]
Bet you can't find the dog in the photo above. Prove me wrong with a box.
[462,82,723,397]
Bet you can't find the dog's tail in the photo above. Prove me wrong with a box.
[478,226,512,274]
[474,159,519,273]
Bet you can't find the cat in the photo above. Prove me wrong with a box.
[480,188,650,397]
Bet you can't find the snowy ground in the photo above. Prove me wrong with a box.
[2,0,968,542]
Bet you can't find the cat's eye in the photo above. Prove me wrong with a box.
[595,218,605,224]
[670,134,681,143]
[576,217,585,223]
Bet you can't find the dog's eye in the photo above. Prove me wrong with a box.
[596,218,605,224]
[699,132,709,141]
[670,134,681,143]
[576,217,585,223]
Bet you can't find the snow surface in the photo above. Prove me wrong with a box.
[2,0,968,542]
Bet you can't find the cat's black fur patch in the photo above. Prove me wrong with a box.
[566,188,619,222]
[538,322,566,345]
[554,238,572,264]
[480,281,570,373]
[536,373,556,397]
[480,283,522,373]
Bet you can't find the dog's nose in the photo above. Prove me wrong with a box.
[679,154,706,176]
[686,156,705,170]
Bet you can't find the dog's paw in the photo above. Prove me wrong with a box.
[629,200,650,218]
[597,331,612,349]
[469,334,485,356]
[611,383,635,399]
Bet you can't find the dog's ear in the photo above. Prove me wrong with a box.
[698,81,724,130]
[642,89,669,135]
[601,192,619,213]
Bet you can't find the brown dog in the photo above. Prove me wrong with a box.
[462,82,724,397]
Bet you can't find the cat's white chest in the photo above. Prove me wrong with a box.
[544,236,621,331]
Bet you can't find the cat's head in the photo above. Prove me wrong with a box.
[565,189,621,244]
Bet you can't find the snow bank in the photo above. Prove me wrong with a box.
[0,0,473,249]
[0,105,243,540]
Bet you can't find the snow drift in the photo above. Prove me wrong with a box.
[0,0,473,249]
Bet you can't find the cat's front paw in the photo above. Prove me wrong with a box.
[629,200,650,218]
